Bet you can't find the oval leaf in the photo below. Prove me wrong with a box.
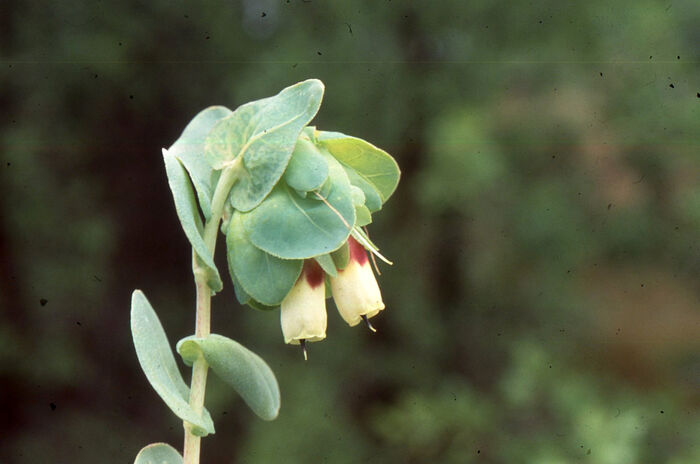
[229,272,279,311]
[314,253,337,278]
[177,334,281,421]
[350,185,366,206]
[226,212,302,306]
[134,443,182,464]
[162,150,222,292]
[167,106,232,220]
[205,79,325,211]
[331,240,350,270]
[344,167,382,212]
[317,130,400,206]
[130,290,215,436]
[241,152,355,259]
[355,204,372,227]
[283,137,329,192]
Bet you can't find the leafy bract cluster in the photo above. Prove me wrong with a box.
[165,79,400,309]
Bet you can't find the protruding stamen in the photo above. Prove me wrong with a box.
[300,339,308,361]
[361,315,377,333]
[364,226,381,275]
[352,228,393,265]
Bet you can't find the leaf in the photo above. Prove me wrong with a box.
[229,272,279,311]
[355,204,372,227]
[283,137,329,192]
[226,212,302,306]
[344,167,382,212]
[134,443,183,464]
[331,241,350,270]
[325,273,332,298]
[229,271,251,306]
[350,185,366,206]
[317,130,400,207]
[314,253,337,278]
[167,106,232,220]
[302,125,317,140]
[177,334,281,421]
[162,150,223,292]
[241,152,355,259]
[205,79,325,211]
[130,291,215,436]
[247,299,279,312]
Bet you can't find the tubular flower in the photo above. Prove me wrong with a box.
[330,236,385,329]
[280,259,327,357]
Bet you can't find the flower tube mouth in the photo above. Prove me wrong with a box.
[330,236,385,328]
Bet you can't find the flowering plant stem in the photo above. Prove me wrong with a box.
[183,159,242,464]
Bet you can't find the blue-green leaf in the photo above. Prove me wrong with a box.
[205,79,325,211]
[226,212,302,306]
[355,204,372,227]
[134,443,182,464]
[345,167,382,212]
[317,130,400,208]
[229,271,279,311]
[167,106,231,220]
[241,152,355,259]
[229,270,251,306]
[350,185,366,206]
[314,253,337,278]
[162,150,222,292]
[177,334,281,421]
[246,299,279,312]
[283,137,329,192]
[130,290,215,436]
[331,241,350,270]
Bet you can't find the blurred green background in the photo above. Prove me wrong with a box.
[1,1,698,463]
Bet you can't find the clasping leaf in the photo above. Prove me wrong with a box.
[205,79,325,211]
[166,106,232,220]
[226,212,302,306]
[162,150,222,292]
[177,334,281,421]
[241,151,355,259]
[317,131,400,211]
[130,290,215,436]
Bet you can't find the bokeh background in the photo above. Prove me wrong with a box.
[1,1,698,463]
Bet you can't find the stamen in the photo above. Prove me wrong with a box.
[361,315,377,333]
[364,226,381,275]
[300,339,308,361]
[352,229,393,265]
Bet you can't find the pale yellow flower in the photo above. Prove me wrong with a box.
[330,236,385,329]
[280,260,327,358]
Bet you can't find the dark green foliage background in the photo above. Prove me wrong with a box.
[1,1,698,462]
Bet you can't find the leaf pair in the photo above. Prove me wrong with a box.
[205,80,325,212]
[162,80,326,294]
[130,291,280,434]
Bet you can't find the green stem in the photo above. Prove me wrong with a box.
[183,159,242,464]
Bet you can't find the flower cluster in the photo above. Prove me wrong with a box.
[280,236,385,359]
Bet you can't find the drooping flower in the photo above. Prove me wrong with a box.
[330,236,385,330]
[280,259,327,359]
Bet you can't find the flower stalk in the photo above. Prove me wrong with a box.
[183,159,242,464]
